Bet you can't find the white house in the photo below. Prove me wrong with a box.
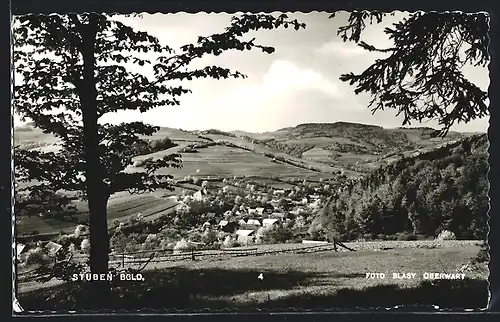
[218,220,229,228]
[238,219,247,226]
[193,189,208,201]
[16,243,26,260]
[45,241,63,257]
[263,218,279,227]
[235,229,255,245]
[255,207,265,215]
[246,219,261,226]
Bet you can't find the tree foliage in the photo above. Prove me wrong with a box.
[321,134,489,241]
[13,12,305,292]
[331,11,490,136]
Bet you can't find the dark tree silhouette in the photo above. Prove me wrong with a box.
[331,11,489,136]
[13,12,305,305]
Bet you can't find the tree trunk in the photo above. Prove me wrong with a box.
[79,15,110,308]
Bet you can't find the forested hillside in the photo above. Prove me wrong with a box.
[318,134,489,241]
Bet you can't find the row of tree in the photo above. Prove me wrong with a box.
[320,134,489,241]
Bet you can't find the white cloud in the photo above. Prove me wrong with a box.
[192,60,343,132]
[262,60,340,96]
[314,40,367,57]
[219,60,342,113]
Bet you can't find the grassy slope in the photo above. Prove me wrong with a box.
[242,123,468,173]
[18,241,487,310]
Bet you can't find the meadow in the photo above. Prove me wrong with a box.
[17,241,488,310]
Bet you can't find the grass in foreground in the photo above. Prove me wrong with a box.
[17,267,488,311]
[17,245,488,311]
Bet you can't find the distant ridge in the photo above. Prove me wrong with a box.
[396,126,437,131]
[276,122,383,132]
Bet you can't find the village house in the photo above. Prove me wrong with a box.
[235,229,255,246]
[218,220,238,233]
[16,243,26,260]
[193,189,208,201]
[238,219,247,226]
[246,219,261,226]
[262,218,279,227]
[45,241,63,257]
[255,207,265,215]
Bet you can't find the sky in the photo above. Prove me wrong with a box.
[13,12,490,133]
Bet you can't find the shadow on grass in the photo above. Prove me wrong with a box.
[18,267,488,311]
[254,278,489,311]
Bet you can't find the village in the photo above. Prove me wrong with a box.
[16,175,335,268]
[162,175,333,252]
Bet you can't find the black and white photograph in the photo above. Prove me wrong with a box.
[12,10,491,312]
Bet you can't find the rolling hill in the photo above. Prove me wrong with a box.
[13,121,481,237]
[315,133,489,241]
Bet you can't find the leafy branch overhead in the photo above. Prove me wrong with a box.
[13,13,306,218]
[331,11,489,136]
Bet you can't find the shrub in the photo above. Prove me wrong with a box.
[472,242,489,264]
[150,137,176,151]
[307,219,327,240]
[74,225,88,238]
[202,229,218,245]
[24,247,51,265]
[435,230,457,241]
[189,231,203,243]
[260,225,294,244]
[142,233,160,250]
[221,235,240,248]
[80,239,91,253]
[363,233,377,240]
[173,239,193,253]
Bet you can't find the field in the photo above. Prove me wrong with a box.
[13,122,476,242]
[16,192,178,236]
[17,241,488,310]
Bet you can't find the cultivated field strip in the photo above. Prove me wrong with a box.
[16,195,176,236]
